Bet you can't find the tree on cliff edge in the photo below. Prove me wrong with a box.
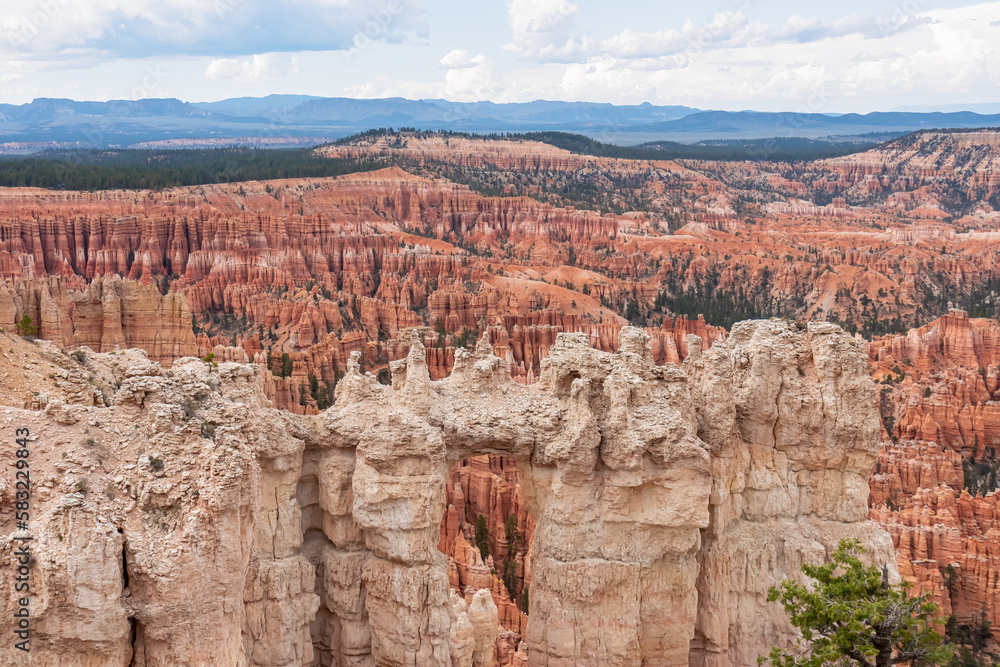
[761,539,952,667]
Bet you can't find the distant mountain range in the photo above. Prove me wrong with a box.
[1,95,998,152]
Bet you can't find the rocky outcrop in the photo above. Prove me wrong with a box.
[319,135,604,173]
[687,321,895,666]
[870,485,1000,630]
[0,319,891,666]
[821,131,1000,204]
[868,309,1000,374]
[869,440,964,507]
[0,275,197,362]
[868,311,1000,456]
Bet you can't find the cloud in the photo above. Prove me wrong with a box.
[341,49,504,102]
[601,12,751,61]
[774,13,936,42]
[205,54,298,82]
[590,10,934,68]
[441,51,500,102]
[504,0,591,61]
[439,49,475,69]
[0,0,427,60]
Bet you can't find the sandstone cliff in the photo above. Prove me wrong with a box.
[0,320,891,665]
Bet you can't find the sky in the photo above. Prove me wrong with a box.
[1,0,999,112]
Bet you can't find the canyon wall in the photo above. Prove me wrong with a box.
[0,319,892,666]
[867,311,1000,639]
[0,275,197,362]
[7,129,1000,420]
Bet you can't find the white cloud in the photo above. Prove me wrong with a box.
[601,12,751,60]
[340,49,504,103]
[342,82,382,98]
[440,49,475,69]
[589,9,934,68]
[773,13,936,42]
[205,54,298,82]
[442,52,500,102]
[204,59,243,80]
[0,0,427,60]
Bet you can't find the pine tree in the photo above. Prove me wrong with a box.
[16,314,37,337]
[475,514,490,562]
[762,539,952,667]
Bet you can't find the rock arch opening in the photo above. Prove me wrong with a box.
[438,456,534,663]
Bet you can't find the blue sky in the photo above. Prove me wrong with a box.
[1,0,998,112]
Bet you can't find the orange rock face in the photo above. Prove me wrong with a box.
[869,440,963,508]
[869,486,1000,629]
[438,456,533,643]
[0,274,197,362]
[868,310,1000,640]
[5,130,1000,409]
[0,162,735,410]
[869,310,1000,456]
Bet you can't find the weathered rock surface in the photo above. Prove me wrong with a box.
[0,274,197,363]
[0,319,890,666]
[687,321,895,666]
[866,310,1000,641]
[869,440,964,507]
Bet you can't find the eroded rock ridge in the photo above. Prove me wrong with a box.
[0,320,892,666]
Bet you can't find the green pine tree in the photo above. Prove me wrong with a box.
[475,514,490,562]
[761,539,953,667]
[16,314,37,337]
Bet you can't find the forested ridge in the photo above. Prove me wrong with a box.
[0,147,385,190]
[515,131,880,162]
